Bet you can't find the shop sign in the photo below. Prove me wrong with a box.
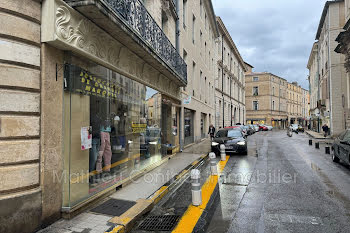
[132,123,147,133]
[65,64,146,104]
[183,96,191,104]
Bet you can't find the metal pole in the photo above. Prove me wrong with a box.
[191,169,202,206]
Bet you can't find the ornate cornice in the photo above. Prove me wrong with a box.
[42,0,180,100]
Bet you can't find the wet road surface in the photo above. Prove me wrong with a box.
[132,130,350,233]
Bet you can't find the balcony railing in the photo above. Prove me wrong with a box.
[105,0,187,83]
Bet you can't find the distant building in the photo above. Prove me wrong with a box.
[245,70,288,128]
[335,0,350,131]
[215,17,246,128]
[310,0,347,136]
[287,82,309,126]
[307,42,321,132]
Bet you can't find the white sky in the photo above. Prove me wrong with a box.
[212,0,330,89]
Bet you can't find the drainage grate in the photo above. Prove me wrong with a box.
[90,198,136,216]
[138,215,180,231]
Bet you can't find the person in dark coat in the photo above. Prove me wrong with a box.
[322,124,329,137]
[208,124,216,140]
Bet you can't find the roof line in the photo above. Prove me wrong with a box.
[216,16,247,71]
[205,0,219,38]
[316,0,344,40]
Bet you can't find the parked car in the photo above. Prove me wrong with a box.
[259,125,268,131]
[249,125,257,134]
[265,125,273,131]
[252,124,260,132]
[332,129,350,165]
[225,126,247,137]
[290,124,299,132]
[243,125,255,135]
[211,129,248,155]
[298,125,304,132]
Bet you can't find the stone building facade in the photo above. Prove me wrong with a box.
[302,88,311,126]
[287,82,301,125]
[336,0,350,130]
[314,0,347,136]
[215,17,246,128]
[0,0,187,232]
[0,0,42,232]
[286,82,309,126]
[245,70,288,128]
[178,0,219,144]
[307,42,321,132]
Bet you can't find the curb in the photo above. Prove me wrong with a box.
[305,131,325,139]
[105,153,209,233]
[306,131,334,145]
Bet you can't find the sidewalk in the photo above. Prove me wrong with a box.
[37,139,211,233]
[305,130,333,144]
[305,130,328,139]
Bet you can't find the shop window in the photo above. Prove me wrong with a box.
[62,62,180,208]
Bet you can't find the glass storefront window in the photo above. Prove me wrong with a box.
[184,108,194,145]
[62,59,179,208]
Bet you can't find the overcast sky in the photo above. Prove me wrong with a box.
[212,0,329,89]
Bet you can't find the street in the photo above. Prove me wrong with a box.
[133,130,350,233]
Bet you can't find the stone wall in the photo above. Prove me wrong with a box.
[0,0,42,232]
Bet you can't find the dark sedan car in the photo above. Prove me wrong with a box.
[211,129,247,155]
[332,129,350,165]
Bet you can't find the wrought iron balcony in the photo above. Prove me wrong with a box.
[105,0,186,82]
[65,0,180,85]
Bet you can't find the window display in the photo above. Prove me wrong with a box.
[63,61,179,208]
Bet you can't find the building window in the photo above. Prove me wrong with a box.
[253,101,259,111]
[161,11,168,31]
[200,70,203,100]
[183,0,187,28]
[192,61,196,92]
[253,77,259,81]
[253,86,259,96]
[200,30,202,54]
[200,0,203,18]
[192,14,195,44]
[272,87,275,96]
[63,63,177,206]
[272,101,275,110]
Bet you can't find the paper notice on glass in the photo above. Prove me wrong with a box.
[81,126,92,150]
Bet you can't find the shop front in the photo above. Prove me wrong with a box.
[247,119,266,125]
[41,0,186,214]
[63,60,180,209]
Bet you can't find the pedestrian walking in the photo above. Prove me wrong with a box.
[322,124,329,137]
[208,124,216,141]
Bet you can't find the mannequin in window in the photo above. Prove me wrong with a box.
[96,119,112,173]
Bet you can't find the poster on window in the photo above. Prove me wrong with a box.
[81,126,92,150]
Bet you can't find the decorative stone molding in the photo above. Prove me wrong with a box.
[42,0,180,100]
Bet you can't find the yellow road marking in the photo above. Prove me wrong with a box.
[191,160,199,166]
[176,169,188,180]
[105,225,125,233]
[149,186,169,204]
[172,156,229,233]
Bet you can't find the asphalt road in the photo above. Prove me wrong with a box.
[208,130,350,233]
[132,130,350,233]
